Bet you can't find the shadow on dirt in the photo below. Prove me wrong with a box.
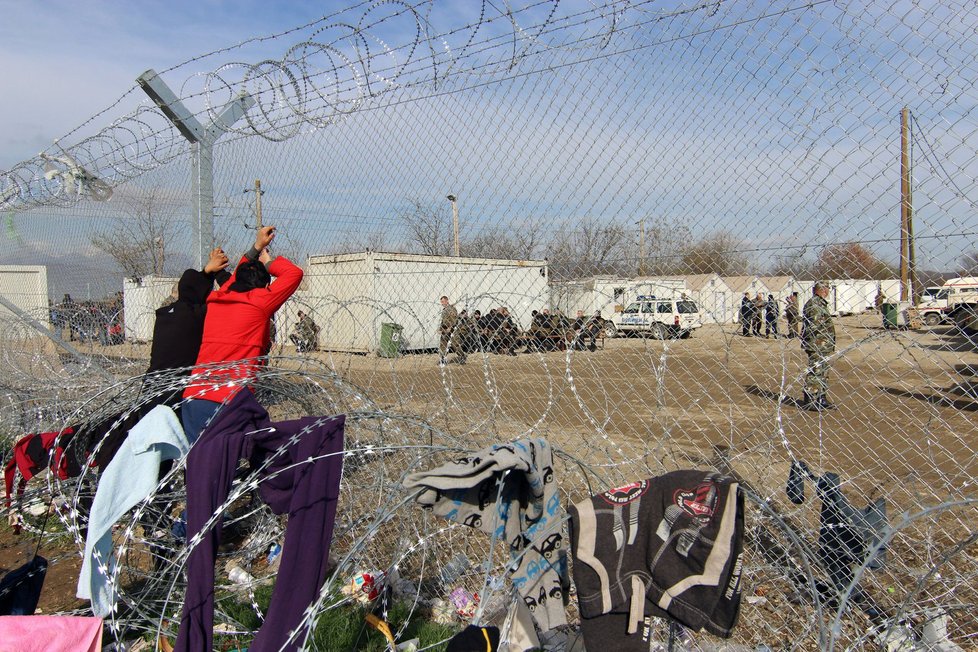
[877,385,978,412]
[744,384,807,408]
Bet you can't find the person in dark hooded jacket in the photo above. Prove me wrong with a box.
[147,247,231,375]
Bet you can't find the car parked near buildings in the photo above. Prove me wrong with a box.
[611,295,702,339]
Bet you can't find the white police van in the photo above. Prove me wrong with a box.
[918,277,978,326]
[612,295,703,339]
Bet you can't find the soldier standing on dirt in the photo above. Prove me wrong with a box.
[785,292,800,338]
[801,282,837,411]
[438,296,461,365]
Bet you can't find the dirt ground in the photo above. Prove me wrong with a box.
[324,314,978,485]
[2,313,976,634]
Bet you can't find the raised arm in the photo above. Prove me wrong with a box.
[203,247,231,285]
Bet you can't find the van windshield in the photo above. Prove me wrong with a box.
[677,301,698,313]
[623,303,640,314]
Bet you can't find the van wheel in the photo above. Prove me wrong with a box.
[603,323,618,338]
[651,323,668,340]
[923,312,941,327]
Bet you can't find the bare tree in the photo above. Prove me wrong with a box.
[461,222,545,260]
[398,198,452,256]
[813,242,893,279]
[680,231,749,276]
[90,188,178,280]
[768,252,816,280]
[959,250,978,276]
[547,217,630,280]
[638,216,695,276]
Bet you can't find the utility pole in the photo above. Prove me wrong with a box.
[447,194,459,257]
[155,236,165,276]
[249,179,264,229]
[637,218,646,276]
[900,107,911,302]
[244,180,265,233]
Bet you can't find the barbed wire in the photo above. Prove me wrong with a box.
[1,0,978,650]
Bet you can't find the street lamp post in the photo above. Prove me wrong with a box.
[447,194,459,257]
[637,218,646,276]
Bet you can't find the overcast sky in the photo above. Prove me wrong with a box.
[0,0,349,169]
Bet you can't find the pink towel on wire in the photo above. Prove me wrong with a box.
[0,615,102,652]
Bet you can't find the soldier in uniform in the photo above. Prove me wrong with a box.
[495,307,518,356]
[290,310,320,352]
[438,295,461,365]
[800,281,837,410]
[785,292,800,338]
[456,309,475,360]
[582,310,605,352]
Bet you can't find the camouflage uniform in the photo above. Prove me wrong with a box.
[292,314,320,352]
[801,293,836,398]
[784,295,800,338]
[439,302,459,364]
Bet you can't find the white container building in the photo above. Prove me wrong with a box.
[303,251,550,353]
[123,275,178,342]
[551,276,637,319]
[723,276,770,323]
[682,274,732,324]
[552,275,688,320]
[0,265,49,333]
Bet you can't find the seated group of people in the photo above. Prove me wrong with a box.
[528,309,606,352]
[446,306,606,361]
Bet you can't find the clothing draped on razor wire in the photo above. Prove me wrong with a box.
[0,555,47,616]
[2,412,168,533]
[4,428,82,533]
[175,389,345,652]
[0,614,103,651]
[4,428,80,504]
[403,438,569,634]
[786,461,888,593]
[569,470,744,651]
[77,405,190,616]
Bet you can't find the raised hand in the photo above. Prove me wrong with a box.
[204,247,229,274]
[255,225,276,251]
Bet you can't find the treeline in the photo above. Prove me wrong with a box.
[387,199,948,282]
[92,192,976,285]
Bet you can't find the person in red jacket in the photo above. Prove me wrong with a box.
[180,226,303,442]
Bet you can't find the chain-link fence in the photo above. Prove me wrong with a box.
[1,1,977,650]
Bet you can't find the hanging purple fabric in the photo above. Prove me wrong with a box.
[175,389,345,652]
